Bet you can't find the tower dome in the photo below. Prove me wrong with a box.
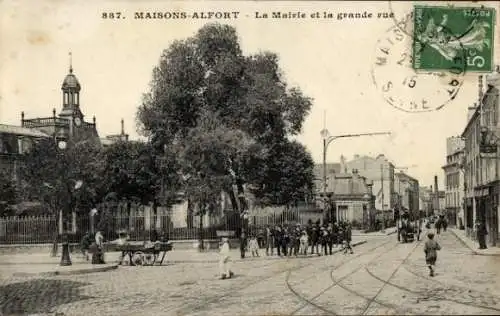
[59,52,83,118]
[61,67,81,92]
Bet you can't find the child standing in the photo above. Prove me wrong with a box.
[249,235,260,257]
[299,231,309,255]
[219,238,233,279]
[424,232,441,277]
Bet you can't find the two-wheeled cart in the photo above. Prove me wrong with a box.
[117,242,173,266]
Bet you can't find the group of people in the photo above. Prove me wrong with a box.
[81,230,105,264]
[218,221,355,280]
[240,221,354,259]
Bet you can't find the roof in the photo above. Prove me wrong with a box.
[62,69,81,91]
[462,86,498,137]
[0,124,50,138]
[313,163,341,180]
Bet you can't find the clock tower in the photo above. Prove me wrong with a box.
[59,52,84,122]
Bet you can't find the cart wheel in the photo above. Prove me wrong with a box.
[121,254,131,266]
[132,251,145,266]
[143,254,155,266]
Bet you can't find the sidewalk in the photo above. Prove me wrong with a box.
[449,228,500,256]
[352,226,397,237]
[0,239,367,277]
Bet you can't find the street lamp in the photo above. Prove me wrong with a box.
[321,129,391,223]
[56,139,83,266]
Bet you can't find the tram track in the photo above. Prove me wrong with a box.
[169,240,374,315]
[365,263,500,314]
[286,239,399,315]
[359,239,422,315]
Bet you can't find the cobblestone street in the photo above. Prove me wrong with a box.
[1,231,500,315]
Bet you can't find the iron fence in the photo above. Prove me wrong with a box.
[0,207,325,244]
[0,215,57,244]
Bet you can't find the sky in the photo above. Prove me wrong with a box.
[0,0,499,188]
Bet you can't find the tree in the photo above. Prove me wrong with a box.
[99,140,181,227]
[20,138,103,255]
[21,138,103,215]
[137,23,314,220]
[0,170,19,215]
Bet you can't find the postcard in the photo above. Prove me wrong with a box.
[0,1,499,315]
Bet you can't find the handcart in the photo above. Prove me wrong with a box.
[117,241,173,266]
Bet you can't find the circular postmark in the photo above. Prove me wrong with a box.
[371,14,467,113]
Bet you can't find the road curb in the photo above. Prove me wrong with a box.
[448,229,500,256]
[12,264,119,277]
[165,240,368,264]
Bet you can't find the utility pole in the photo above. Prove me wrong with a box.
[321,129,391,223]
[381,164,385,232]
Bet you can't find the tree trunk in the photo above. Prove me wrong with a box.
[187,198,194,229]
[236,180,248,212]
[227,188,239,213]
[127,200,132,232]
[51,224,58,257]
[152,199,158,233]
[199,209,204,251]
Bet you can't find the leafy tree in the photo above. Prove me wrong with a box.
[20,138,103,216]
[0,170,19,215]
[137,23,314,219]
[99,140,181,219]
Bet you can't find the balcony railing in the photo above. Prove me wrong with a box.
[22,117,96,130]
[22,117,68,128]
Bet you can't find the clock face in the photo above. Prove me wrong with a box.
[74,117,82,126]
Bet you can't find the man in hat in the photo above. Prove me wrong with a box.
[219,237,233,279]
[476,219,488,249]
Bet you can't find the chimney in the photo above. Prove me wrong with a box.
[434,175,439,213]
[478,75,484,102]
[21,111,24,126]
[340,155,346,173]
[121,119,125,135]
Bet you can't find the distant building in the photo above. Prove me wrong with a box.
[0,55,130,181]
[100,119,130,148]
[419,186,434,217]
[462,71,500,247]
[395,172,420,219]
[442,136,465,228]
[326,170,374,226]
[344,154,396,219]
[313,161,374,226]
[0,124,51,181]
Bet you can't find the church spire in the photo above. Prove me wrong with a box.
[69,51,73,73]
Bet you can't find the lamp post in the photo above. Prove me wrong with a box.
[321,129,391,223]
[56,140,83,266]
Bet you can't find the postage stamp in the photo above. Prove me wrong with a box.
[371,14,466,113]
[413,5,496,72]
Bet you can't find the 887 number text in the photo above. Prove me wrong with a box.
[102,12,124,19]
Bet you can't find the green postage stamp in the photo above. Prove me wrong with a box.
[413,5,495,72]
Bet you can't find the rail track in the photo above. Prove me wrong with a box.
[365,263,500,314]
[286,239,400,315]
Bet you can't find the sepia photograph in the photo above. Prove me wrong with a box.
[0,0,499,315]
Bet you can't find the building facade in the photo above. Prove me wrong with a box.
[462,71,500,247]
[325,170,374,227]
[395,172,420,220]
[0,125,51,182]
[442,136,465,228]
[0,59,129,181]
[344,154,396,220]
[419,186,433,217]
